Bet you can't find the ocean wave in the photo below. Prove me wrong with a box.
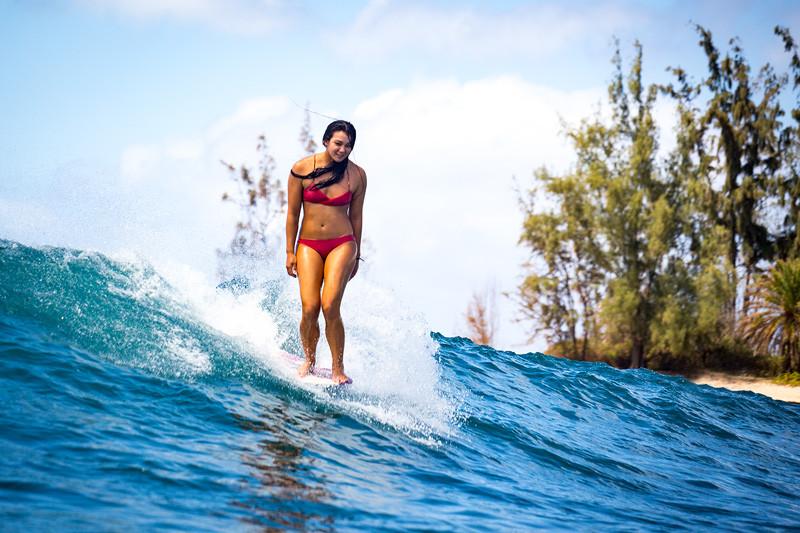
[2,239,799,530]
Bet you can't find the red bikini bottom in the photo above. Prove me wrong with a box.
[298,234,355,260]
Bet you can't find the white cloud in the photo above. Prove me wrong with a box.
[74,0,291,34]
[351,76,605,351]
[335,0,641,62]
[165,139,204,160]
[206,97,292,159]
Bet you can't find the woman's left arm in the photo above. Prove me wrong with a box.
[349,166,367,277]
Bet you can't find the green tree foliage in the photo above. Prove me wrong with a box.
[520,42,669,367]
[664,26,789,315]
[518,166,606,360]
[519,27,800,372]
[598,42,669,368]
[773,26,800,259]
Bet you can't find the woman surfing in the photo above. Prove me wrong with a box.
[285,120,366,385]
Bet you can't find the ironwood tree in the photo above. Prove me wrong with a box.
[519,27,800,371]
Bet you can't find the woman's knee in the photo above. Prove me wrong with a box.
[301,302,320,322]
[321,298,341,321]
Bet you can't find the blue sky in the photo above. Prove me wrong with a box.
[4,0,795,174]
[2,0,799,350]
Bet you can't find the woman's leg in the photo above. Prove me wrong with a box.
[296,244,324,376]
[320,240,358,383]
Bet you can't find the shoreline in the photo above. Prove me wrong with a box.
[688,371,800,404]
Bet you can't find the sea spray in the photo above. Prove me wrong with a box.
[161,249,463,441]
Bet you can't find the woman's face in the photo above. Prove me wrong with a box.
[325,130,353,162]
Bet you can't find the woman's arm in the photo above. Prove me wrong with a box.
[285,166,303,277]
[348,166,367,278]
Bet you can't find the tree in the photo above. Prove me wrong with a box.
[519,42,700,368]
[518,162,606,359]
[596,41,672,368]
[773,26,800,259]
[521,28,800,372]
[217,135,285,275]
[655,66,734,366]
[465,285,497,346]
[217,115,319,280]
[664,26,788,319]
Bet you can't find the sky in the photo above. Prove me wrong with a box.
[2,0,799,352]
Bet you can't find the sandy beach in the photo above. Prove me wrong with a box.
[689,372,800,404]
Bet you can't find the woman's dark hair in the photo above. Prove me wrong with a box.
[291,120,357,190]
[323,120,356,147]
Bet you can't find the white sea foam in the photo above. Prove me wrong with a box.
[163,333,212,375]
[150,253,461,443]
[156,259,282,353]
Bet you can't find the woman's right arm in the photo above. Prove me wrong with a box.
[285,167,303,277]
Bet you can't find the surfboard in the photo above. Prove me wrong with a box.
[278,350,353,386]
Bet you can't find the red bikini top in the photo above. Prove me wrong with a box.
[302,158,352,206]
[303,186,352,206]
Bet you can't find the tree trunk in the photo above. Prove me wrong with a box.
[743,268,752,314]
[630,337,646,368]
[720,118,741,321]
[581,330,588,361]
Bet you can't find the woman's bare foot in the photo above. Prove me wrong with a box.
[331,371,351,385]
[298,358,315,377]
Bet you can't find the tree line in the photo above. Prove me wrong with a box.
[518,25,800,374]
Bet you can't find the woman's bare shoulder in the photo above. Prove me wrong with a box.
[292,154,316,174]
[349,160,367,180]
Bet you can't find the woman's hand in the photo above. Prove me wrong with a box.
[350,257,359,280]
[286,252,297,278]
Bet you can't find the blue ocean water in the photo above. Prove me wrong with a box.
[1,238,799,531]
